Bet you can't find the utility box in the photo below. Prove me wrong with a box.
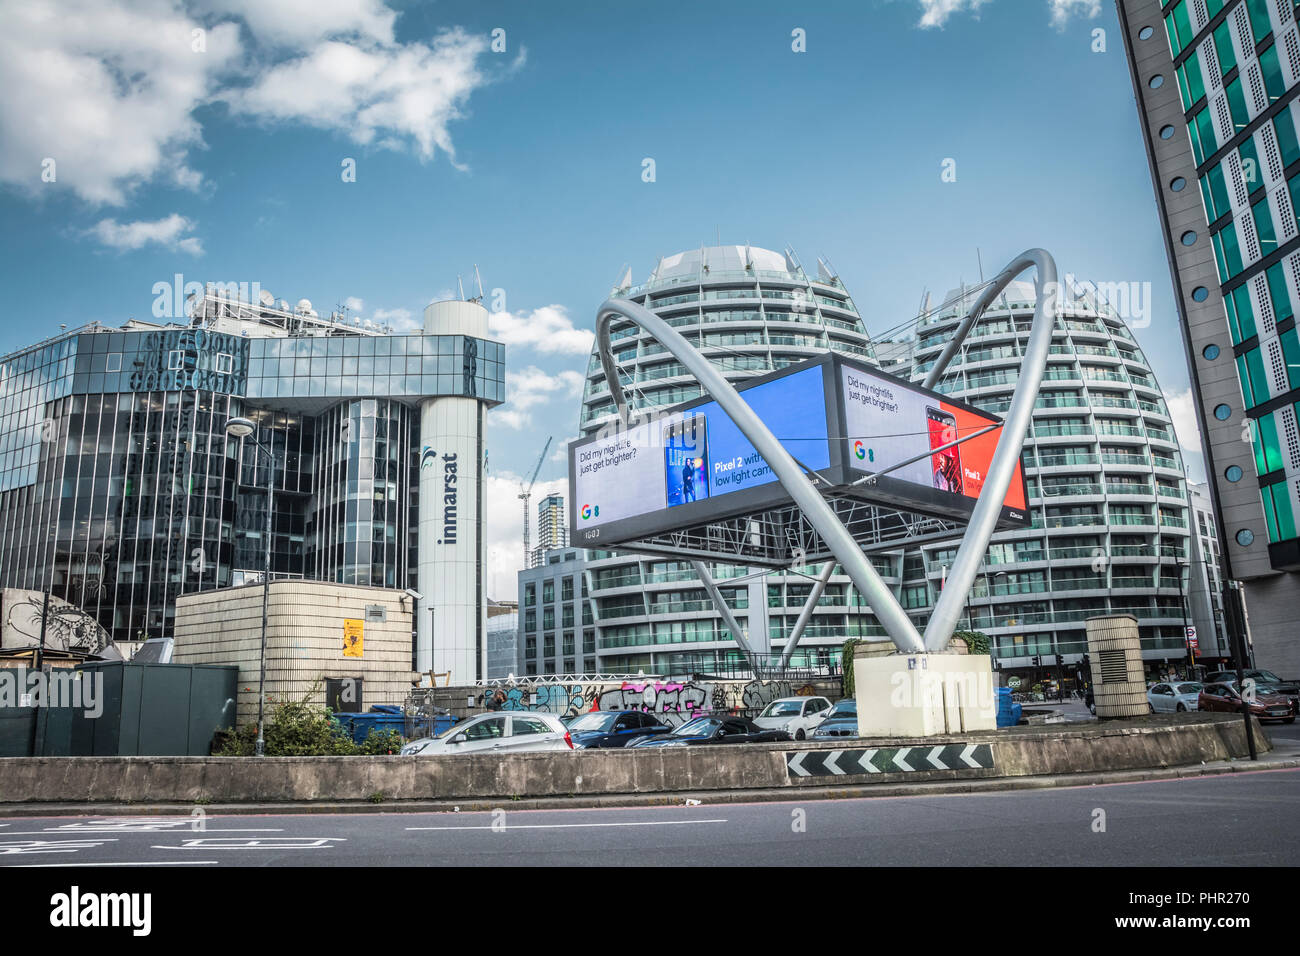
[1086,615,1147,718]
[853,646,997,737]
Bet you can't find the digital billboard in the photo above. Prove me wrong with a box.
[569,354,1028,547]
[839,364,1028,520]
[571,363,832,540]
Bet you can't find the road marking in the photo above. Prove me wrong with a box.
[8,827,284,835]
[152,838,343,850]
[0,839,117,855]
[406,819,729,831]
[6,861,221,867]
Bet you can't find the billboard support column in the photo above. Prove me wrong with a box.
[920,249,1059,653]
[779,560,835,669]
[690,560,759,670]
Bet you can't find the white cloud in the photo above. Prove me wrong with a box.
[344,296,364,312]
[200,0,395,47]
[1,1,518,208]
[1164,387,1207,483]
[482,472,567,601]
[0,0,241,205]
[488,305,595,356]
[85,214,204,254]
[228,27,513,168]
[1048,0,1102,29]
[915,0,1099,28]
[917,0,990,28]
[373,306,417,332]
[492,365,584,430]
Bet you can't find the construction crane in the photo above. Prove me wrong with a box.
[519,436,552,568]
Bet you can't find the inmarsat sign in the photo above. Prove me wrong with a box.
[570,353,1027,546]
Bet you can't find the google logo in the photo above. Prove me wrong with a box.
[853,441,866,460]
[580,504,599,520]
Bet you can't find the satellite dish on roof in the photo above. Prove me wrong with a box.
[259,289,275,307]
[296,298,313,314]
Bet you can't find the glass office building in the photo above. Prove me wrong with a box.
[1119,0,1300,673]
[0,292,503,646]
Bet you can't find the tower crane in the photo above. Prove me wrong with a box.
[519,436,552,567]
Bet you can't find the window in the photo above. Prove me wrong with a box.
[510,716,552,736]
[216,352,233,374]
[463,716,507,740]
[168,350,183,370]
[105,352,122,373]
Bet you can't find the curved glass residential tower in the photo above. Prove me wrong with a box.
[573,244,889,676]
[565,249,1201,680]
[910,280,1202,670]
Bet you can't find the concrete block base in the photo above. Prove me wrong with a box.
[854,652,997,737]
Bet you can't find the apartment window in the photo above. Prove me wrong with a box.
[105,352,122,373]
[168,350,184,370]
[216,352,234,374]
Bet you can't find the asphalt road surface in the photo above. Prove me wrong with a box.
[1,768,1296,867]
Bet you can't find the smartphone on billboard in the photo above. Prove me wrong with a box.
[926,406,963,496]
[664,414,709,508]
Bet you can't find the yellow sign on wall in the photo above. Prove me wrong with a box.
[343,619,364,658]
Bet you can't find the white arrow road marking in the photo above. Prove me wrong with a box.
[859,750,880,773]
[825,750,845,775]
[788,752,810,777]
[927,746,946,770]
[892,749,914,772]
[153,838,343,850]
[960,744,981,768]
[0,839,116,855]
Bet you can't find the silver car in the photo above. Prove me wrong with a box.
[401,712,574,755]
[1147,682,1202,713]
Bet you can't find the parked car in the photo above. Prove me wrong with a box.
[810,699,858,739]
[401,712,574,755]
[566,710,672,748]
[753,696,832,740]
[627,715,791,748]
[1147,682,1203,713]
[1197,682,1295,724]
[1205,669,1300,713]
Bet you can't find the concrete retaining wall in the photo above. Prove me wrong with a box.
[0,714,1268,805]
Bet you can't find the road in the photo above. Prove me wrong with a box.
[1,767,1296,867]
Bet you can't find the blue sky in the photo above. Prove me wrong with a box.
[0,0,1201,589]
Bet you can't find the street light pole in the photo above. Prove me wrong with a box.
[227,416,274,757]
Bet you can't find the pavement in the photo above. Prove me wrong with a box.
[1,768,1297,866]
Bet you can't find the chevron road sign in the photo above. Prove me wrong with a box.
[786,743,995,778]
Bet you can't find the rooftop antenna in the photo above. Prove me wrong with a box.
[471,264,485,304]
[457,274,465,301]
[976,248,985,283]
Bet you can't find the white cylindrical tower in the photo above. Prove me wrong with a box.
[418,299,489,683]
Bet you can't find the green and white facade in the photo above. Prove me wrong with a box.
[1120,0,1300,672]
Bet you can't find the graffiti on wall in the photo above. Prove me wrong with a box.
[1,589,108,654]
[475,678,830,728]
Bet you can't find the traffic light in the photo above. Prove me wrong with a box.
[1055,654,1064,667]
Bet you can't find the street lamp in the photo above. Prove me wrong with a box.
[226,415,274,757]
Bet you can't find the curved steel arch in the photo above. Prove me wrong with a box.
[919,248,1058,650]
[595,298,926,656]
[593,247,1058,660]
